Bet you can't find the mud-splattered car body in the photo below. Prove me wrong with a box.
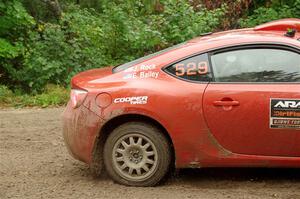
[63,19,300,176]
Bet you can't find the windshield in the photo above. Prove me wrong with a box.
[112,42,186,73]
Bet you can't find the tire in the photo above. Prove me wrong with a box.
[103,122,171,186]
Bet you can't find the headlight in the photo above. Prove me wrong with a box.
[70,89,88,109]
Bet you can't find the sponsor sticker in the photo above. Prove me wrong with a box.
[114,96,148,105]
[270,99,300,129]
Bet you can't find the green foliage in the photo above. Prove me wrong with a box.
[0,84,69,108]
[0,0,33,60]
[0,0,35,88]
[155,0,225,43]
[99,2,164,62]
[0,84,14,104]
[0,0,34,35]
[20,9,108,92]
[240,0,300,27]
[0,38,20,58]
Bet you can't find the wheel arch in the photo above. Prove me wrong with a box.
[91,113,175,176]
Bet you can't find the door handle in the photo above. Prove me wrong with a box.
[213,100,240,106]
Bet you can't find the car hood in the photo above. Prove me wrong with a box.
[71,66,113,89]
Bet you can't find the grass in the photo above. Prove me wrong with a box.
[0,84,69,108]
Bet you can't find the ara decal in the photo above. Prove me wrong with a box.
[270,98,300,129]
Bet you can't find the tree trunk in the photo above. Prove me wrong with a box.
[42,0,62,20]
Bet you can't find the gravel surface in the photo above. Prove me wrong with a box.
[1,108,300,199]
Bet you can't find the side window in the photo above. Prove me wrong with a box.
[165,53,212,82]
[211,48,300,82]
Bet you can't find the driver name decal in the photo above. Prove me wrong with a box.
[270,99,300,129]
[123,64,159,80]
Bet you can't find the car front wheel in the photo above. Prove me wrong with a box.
[103,122,171,186]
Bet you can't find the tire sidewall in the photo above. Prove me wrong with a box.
[103,122,171,186]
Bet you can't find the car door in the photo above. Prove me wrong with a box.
[203,45,300,157]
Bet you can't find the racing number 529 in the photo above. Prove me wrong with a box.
[175,62,208,76]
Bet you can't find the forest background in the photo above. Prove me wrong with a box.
[0,0,299,107]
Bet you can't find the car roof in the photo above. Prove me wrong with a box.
[187,18,300,50]
[187,29,298,45]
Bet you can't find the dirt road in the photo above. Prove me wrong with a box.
[1,108,300,199]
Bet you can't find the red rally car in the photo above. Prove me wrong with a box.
[63,19,300,186]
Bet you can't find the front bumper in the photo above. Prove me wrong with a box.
[62,101,103,164]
